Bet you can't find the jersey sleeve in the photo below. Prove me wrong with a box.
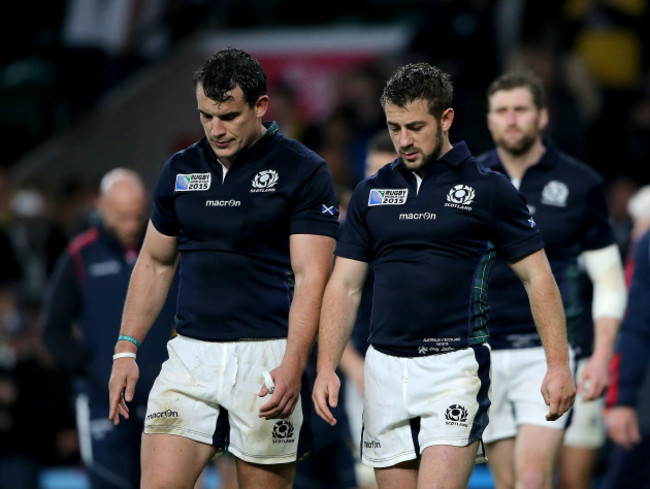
[489,174,545,262]
[150,159,180,236]
[335,182,372,262]
[577,176,616,251]
[289,160,339,238]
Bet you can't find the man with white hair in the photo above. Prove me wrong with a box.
[626,185,650,271]
[42,168,178,489]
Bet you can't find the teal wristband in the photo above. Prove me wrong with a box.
[117,335,141,348]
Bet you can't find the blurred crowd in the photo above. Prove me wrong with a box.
[1,0,650,486]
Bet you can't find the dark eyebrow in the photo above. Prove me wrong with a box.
[387,120,426,128]
[199,109,241,119]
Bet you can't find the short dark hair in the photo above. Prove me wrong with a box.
[193,48,267,107]
[367,130,395,155]
[380,62,453,119]
[487,72,547,109]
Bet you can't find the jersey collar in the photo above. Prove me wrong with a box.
[231,121,279,165]
[535,138,559,169]
[438,140,472,167]
[487,138,559,172]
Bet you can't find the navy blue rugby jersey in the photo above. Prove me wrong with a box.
[151,122,339,341]
[337,141,543,357]
[479,140,615,352]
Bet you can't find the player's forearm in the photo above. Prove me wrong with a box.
[284,234,336,373]
[591,316,620,362]
[316,283,361,373]
[116,254,177,353]
[528,273,571,366]
[283,279,326,373]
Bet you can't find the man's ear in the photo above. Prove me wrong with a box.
[538,107,549,131]
[441,108,455,132]
[255,95,270,119]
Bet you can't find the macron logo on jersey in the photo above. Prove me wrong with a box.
[368,189,408,206]
[175,173,211,191]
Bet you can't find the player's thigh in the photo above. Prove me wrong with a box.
[485,437,516,489]
[141,433,217,489]
[557,375,604,489]
[556,445,598,489]
[514,424,565,486]
[563,360,606,449]
[374,459,418,489]
[417,442,478,489]
[235,458,296,489]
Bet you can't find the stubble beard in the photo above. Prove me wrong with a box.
[403,125,444,173]
[495,130,537,157]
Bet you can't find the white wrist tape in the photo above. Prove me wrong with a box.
[582,244,627,320]
[113,352,137,361]
[262,370,275,393]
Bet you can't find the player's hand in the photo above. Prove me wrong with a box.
[311,369,341,426]
[258,364,300,420]
[108,357,139,426]
[605,406,642,450]
[578,354,610,401]
[541,363,576,421]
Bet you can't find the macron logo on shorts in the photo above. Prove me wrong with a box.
[146,409,179,421]
[175,173,211,191]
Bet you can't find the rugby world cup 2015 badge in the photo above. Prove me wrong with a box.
[175,173,211,191]
[368,188,408,206]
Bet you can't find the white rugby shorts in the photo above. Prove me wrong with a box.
[482,346,575,444]
[361,344,491,468]
[144,335,309,464]
[563,357,606,448]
